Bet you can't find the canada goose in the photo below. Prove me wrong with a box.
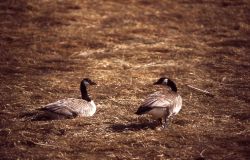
[135,77,182,128]
[36,78,97,120]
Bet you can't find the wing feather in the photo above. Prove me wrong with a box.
[136,91,177,115]
[42,98,90,117]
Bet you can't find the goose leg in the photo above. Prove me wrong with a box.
[158,118,163,127]
[163,116,168,128]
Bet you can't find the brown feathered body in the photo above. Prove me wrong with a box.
[34,78,97,120]
[136,90,182,118]
[135,80,182,128]
[40,98,96,119]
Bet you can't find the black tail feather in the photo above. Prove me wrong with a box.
[135,106,152,115]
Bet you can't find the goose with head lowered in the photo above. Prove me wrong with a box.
[135,77,182,128]
[36,78,97,120]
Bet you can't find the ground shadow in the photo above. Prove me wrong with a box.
[19,111,75,121]
[109,121,159,132]
[109,118,190,132]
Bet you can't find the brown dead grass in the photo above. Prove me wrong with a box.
[0,0,250,159]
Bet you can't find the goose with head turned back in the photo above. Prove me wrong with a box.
[37,78,97,120]
[135,77,182,128]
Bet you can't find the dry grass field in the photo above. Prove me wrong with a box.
[0,0,249,159]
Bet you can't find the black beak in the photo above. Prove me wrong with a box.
[153,81,160,85]
[90,81,97,85]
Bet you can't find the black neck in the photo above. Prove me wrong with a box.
[80,83,91,102]
[167,80,177,92]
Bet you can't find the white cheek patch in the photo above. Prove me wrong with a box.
[84,81,90,85]
[163,79,168,84]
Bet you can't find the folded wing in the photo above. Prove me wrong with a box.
[41,98,90,117]
[135,92,175,115]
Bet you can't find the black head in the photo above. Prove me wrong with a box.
[80,78,96,101]
[153,77,177,92]
[81,78,97,86]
